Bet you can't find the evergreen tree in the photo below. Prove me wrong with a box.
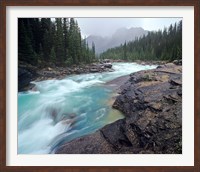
[55,18,65,64]
[74,21,82,64]
[18,17,107,66]
[86,42,90,63]
[81,38,87,63]
[101,21,182,62]
[50,47,56,62]
[63,18,69,61]
[92,41,96,60]
[69,18,76,64]
[123,41,127,60]
[31,18,42,54]
[38,44,44,64]
[18,19,37,65]
[43,30,52,61]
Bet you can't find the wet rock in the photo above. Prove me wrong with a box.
[135,60,167,66]
[56,64,182,154]
[108,68,115,72]
[102,59,111,63]
[173,59,182,65]
[61,117,76,126]
[112,64,182,153]
[90,68,99,73]
[104,63,112,68]
[101,119,132,150]
[56,131,115,154]
[105,75,129,91]
[18,67,38,91]
[88,63,113,73]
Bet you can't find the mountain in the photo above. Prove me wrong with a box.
[86,27,148,54]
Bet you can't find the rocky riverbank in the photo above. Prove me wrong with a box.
[55,63,182,154]
[18,62,113,91]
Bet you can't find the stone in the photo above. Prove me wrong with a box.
[173,59,182,65]
[90,68,99,73]
[104,63,112,68]
[18,67,38,91]
[55,64,182,154]
[55,131,115,154]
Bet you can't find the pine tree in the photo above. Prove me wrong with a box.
[43,30,52,61]
[50,47,56,62]
[31,18,42,54]
[123,41,127,60]
[63,18,69,61]
[18,19,37,65]
[19,18,104,66]
[101,21,182,62]
[92,42,96,61]
[69,18,76,64]
[86,42,90,63]
[74,20,82,64]
[81,38,87,63]
[55,18,65,64]
[38,44,44,64]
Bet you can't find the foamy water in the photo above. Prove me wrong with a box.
[18,62,156,154]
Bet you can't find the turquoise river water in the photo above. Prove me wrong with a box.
[18,62,156,154]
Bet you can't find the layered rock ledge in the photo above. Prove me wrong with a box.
[55,63,182,154]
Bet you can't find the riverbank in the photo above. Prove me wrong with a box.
[18,61,114,91]
[19,59,170,92]
[55,62,182,154]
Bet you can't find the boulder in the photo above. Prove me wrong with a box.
[18,67,37,91]
[104,63,112,68]
[90,68,99,73]
[173,59,182,65]
[103,59,111,63]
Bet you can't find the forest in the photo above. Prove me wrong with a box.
[18,18,96,66]
[19,18,182,67]
[100,21,182,61]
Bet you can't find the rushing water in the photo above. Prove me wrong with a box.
[18,62,156,154]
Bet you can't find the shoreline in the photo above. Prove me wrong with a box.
[18,60,169,92]
[18,61,114,92]
[55,62,182,154]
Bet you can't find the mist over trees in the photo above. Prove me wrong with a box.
[18,18,96,66]
[86,27,148,54]
[100,21,182,61]
[18,18,182,67]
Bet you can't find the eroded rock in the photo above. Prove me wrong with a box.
[55,63,182,154]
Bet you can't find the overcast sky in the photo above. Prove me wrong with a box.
[76,18,182,37]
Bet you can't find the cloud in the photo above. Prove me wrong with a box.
[76,18,182,37]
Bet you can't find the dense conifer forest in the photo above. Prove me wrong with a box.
[18,18,96,66]
[100,21,182,61]
[18,18,182,67]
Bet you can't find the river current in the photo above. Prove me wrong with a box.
[18,62,156,154]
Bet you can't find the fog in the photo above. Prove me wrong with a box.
[76,18,182,37]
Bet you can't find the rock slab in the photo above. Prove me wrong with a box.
[56,64,182,154]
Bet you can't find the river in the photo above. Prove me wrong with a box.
[18,62,156,154]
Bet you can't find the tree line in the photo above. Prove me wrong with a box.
[18,18,96,66]
[100,21,182,62]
